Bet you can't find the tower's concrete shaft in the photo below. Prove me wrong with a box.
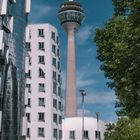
[65,23,79,117]
[58,1,84,118]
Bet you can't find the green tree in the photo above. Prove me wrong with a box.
[94,0,140,118]
[104,118,140,140]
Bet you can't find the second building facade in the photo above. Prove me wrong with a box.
[25,24,63,140]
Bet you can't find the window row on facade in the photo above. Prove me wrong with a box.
[26,112,45,122]
[26,68,45,79]
[26,112,62,124]
[26,42,60,56]
[38,29,59,45]
[26,68,62,81]
[69,130,101,139]
[52,57,61,71]
[27,128,62,139]
[53,81,62,96]
[26,83,62,96]
[26,97,45,108]
[53,71,62,84]
[26,56,61,72]
[53,99,63,111]
[52,44,60,57]
[28,28,59,44]
[26,97,62,110]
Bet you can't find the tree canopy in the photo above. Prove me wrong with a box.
[104,118,140,140]
[94,0,140,118]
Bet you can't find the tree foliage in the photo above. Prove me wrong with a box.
[94,0,140,118]
[104,118,140,140]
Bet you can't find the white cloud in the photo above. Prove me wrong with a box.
[78,91,116,105]
[76,70,96,88]
[76,25,93,45]
[77,79,96,88]
[87,48,94,53]
[76,64,97,88]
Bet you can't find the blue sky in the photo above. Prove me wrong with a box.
[29,0,117,122]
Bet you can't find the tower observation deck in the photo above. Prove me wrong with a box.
[58,0,84,118]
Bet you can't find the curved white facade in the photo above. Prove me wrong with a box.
[25,24,63,140]
[62,117,106,140]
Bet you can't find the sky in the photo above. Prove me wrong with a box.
[29,0,117,122]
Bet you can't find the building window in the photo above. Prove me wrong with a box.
[57,48,60,56]
[53,99,57,109]
[52,44,56,54]
[38,42,45,50]
[29,57,31,65]
[58,74,61,83]
[69,130,75,139]
[26,69,31,78]
[27,128,30,137]
[26,113,31,122]
[56,36,59,44]
[58,87,61,97]
[38,29,44,37]
[58,101,62,111]
[84,130,89,139]
[53,113,57,124]
[26,42,31,51]
[38,112,45,122]
[95,130,101,139]
[38,56,45,64]
[38,128,44,137]
[39,68,45,78]
[39,83,45,92]
[27,98,31,107]
[26,84,31,93]
[57,61,60,70]
[59,130,62,139]
[53,81,57,94]
[38,98,45,107]
[53,128,58,138]
[53,71,57,81]
[51,32,55,41]
[52,58,56,67]
[59,115,62,124]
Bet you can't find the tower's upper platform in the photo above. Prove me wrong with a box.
[58,0,84,25]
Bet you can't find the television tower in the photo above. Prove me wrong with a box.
[58,0,84,117]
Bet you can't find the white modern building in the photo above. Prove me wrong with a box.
[62,117,106,140]
[25,24,63,140]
